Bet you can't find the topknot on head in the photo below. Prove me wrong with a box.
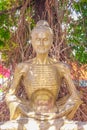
[31,20,53,37]
[36,20,50,28]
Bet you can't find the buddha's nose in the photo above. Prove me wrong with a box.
[40,39,44,45]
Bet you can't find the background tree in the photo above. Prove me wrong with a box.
[67,1,87,64]
[0,0,87,66]
[0,0,87,122]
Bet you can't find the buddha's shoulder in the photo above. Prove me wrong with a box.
[49,58,69,69]
[50,58,69,67]
[15,59,34,70]
[57,62,69,67]
[24,58,35,64]
[56,62,70,72]
[49,57,57,63]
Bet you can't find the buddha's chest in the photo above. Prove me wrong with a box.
[24,65,59,86]
[23,65,60,98]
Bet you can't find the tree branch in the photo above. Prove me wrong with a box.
[0,5,22,15]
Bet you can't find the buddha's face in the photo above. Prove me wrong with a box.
[31,30,53,54]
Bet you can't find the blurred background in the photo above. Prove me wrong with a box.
[0,0,87,122]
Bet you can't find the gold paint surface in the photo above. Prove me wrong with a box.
[5,20,82,121]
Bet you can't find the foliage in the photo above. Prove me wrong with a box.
[0,0,87,123]
[0,0,16,46]
[67,0,87,64]
[0,0,34,65]
[0,0,87,66]
[0,0,18,58]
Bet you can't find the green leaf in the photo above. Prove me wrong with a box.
[0,28,10,40]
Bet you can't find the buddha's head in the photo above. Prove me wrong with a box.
[31,20,53,54]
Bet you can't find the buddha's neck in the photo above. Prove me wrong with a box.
[36,53,49,64]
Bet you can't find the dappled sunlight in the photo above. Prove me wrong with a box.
[25,118,39,130]
[48,126,56,130]
[83,125,87,129]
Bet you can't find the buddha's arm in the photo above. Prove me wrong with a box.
[5,63,28,120]
[57,64,83,119]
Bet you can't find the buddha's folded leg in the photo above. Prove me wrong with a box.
[5,94,30,120]
[56,95,83,120]
[64,100,82,119]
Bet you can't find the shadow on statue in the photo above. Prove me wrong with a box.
[0,20,84,130]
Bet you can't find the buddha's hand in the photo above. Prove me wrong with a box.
[58,99,75,116]
[33,99,57,113]
[16,103,30,116]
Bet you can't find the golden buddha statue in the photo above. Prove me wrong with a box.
[5,20,82,122]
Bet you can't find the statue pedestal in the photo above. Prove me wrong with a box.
[0,117,87,130]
